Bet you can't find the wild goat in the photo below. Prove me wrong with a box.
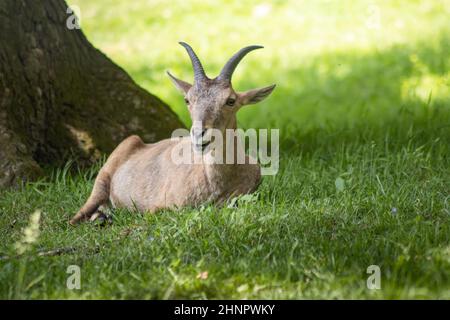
[70,42,275,225]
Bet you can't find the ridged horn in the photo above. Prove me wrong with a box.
[179,42,207,82]
[218,45,263,82]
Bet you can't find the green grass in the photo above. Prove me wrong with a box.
[1,0,449,299]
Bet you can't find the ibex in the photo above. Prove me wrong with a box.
[69,42,275,225]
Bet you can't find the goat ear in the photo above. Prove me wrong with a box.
[238,84,276,105]
[167,71,192,94]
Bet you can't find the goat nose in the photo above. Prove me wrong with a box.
[191,127,207,138]
[190,127,202,142]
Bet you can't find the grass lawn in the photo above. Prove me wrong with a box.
[1,0,449,299]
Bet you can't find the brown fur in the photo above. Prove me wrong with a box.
[69,44,275,225]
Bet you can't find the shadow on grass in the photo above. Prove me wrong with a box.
[1,29,449,300]
[230,32,450,155]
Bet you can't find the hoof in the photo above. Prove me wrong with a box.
[90,211,112,227]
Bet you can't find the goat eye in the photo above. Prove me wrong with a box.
[226,98,235,106]
[184,98,189,104]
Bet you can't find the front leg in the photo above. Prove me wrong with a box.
[69,172,110,225]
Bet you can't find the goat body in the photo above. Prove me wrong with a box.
[70,43,274,225]
[70,135,260,224]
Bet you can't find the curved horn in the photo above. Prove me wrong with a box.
[218,45,263,82]
[179,42,207,82]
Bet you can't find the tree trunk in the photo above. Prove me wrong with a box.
[0,0,184,188]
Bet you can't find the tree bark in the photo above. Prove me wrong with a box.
[0,0,184,188]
